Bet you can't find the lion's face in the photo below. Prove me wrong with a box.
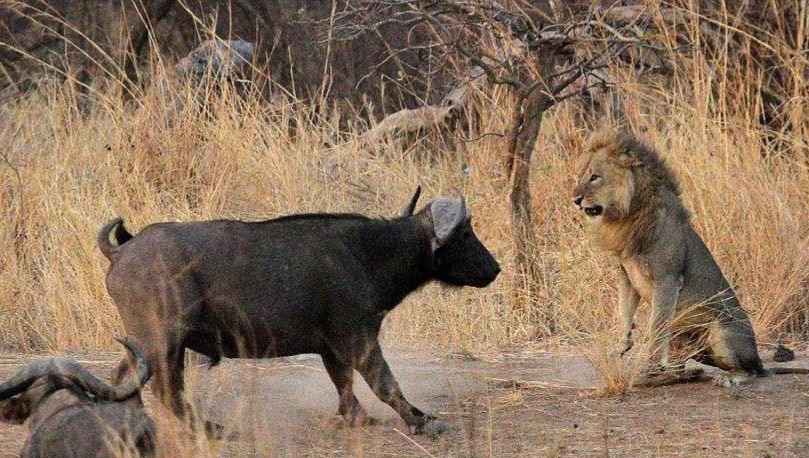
[571,148,635,223]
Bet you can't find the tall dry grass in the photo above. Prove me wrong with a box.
[0,5,807,373]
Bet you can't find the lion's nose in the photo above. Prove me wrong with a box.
[572,195,584,207]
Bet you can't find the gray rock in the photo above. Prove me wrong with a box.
[773,344,795,362]
[175,40,254,79]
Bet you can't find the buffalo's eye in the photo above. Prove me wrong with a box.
[589,174,601,183]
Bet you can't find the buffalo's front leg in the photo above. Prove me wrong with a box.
[356,343,447,435]
[322,351,371,425]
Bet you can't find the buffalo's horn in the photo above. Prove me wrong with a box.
[0,338,150,402]
[400,186,422,217]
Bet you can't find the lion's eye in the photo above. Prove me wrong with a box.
[589,174,601,183]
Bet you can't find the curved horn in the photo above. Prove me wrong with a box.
[110,337,152,398]
[0,338,151,402]
[400,186,422,217]
[455,196,468,227]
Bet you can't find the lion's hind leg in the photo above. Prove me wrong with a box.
[681,359,757,387]
[703,320,765,387]
[635,359,710,387]
[710,372,756,387]
[634,359,759,388]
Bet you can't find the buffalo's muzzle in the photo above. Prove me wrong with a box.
[477,263,500,287]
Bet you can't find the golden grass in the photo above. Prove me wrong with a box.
[0,6,807,406]
[1,59,808,358]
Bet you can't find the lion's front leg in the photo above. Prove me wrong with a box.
[617,266,640,356]
[648,275,682,369]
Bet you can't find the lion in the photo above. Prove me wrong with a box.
[571,129,807,386]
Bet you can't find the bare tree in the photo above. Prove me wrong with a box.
[329,0,658,334]
[122,0,177,95]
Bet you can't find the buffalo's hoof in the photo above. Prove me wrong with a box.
[338,404,376,428]
[413,417,448,436]
[341,413,377,428]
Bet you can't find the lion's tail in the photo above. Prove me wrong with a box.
[768,367,809,375]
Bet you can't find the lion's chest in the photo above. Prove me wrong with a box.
[622,259,654,302]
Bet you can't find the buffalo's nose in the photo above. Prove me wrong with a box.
[572,195,584,207]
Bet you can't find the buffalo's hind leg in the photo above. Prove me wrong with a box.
[322,351,371,426]
[356,343,447,435]
[153,339,227,440]
[111,336,227,440]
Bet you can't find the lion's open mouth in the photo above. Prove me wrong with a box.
[584,205,603,217]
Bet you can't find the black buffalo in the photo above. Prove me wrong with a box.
[0,339,155,458]
[97,188,500,436]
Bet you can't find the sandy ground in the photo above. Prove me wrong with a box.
[1,347,808,457]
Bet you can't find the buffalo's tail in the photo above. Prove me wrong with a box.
[98,217,132,260]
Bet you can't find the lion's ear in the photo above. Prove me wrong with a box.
[616,153,643,169]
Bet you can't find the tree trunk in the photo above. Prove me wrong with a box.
[506,86,555,336]
[122,0,176,97]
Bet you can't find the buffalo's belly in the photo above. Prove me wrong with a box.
[193,255,366,358]
[188,299,328,359]
[185,326,325,359]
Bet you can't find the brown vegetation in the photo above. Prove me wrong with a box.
[0,3,808,456]
[0,0,807,390]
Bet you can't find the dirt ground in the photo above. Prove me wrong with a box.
[1,347,808,458]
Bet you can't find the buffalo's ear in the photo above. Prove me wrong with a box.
[0,398,31,425]
[429,197,468,248]
[400,186,422,217]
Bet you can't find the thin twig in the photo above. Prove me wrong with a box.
[392,428,438,457]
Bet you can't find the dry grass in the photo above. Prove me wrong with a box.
[0,4,807,403]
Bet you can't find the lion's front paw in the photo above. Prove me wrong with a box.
[639,362,667,376]
[619,339,633,356]
[608,340,633,359]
